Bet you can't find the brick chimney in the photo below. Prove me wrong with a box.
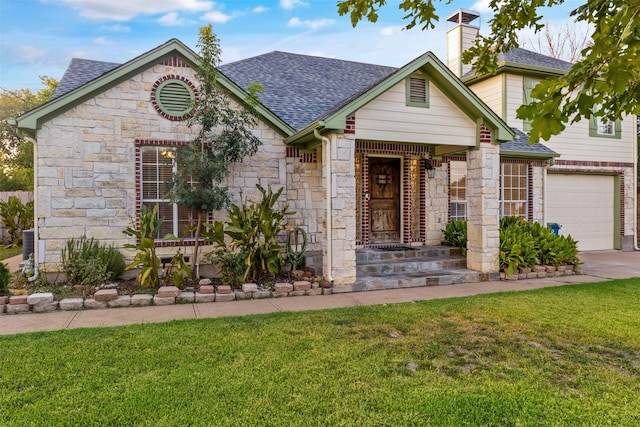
[446,9,480,78]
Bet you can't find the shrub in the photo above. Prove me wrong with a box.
[0,196,34,247]
[61,235,125,287]
[0,262,10,296]
[203,184,293,287]
[123,205,163,289]
[441,220,467,256]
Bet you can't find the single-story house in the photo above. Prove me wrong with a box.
[14,10,637,291]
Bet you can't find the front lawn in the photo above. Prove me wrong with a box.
[0,245,21,262]
[1,280,639,426]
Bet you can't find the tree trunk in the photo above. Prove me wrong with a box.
[191,211,203,276]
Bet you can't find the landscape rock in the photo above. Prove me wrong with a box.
[153,296,175,306]
[199,285,214,294]
[274,283,293,293]
[216,285,233,294]
[307,288,322,296]
[84,299,108,309]
[199,278,212,286]
[7,304,30,314]
[322,288,333,295]
[290,290,306,297]
[234,290,249,300]
[253,291,271,299]
[293,281,311,291]
[0,296,8,305]
[242,283,258,293]
[107,295,131,308]
[131,294,153,306]
[157,286,180,298]
[94,289,118,302]
[215,293,235,302]
[176,292,195,303]
[32,302,59,313]
[59,298,84,310]
[194,293,216,303]
[9,295,28,305]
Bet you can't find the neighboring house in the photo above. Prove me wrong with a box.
[448,10,637,252]
[13,10,637,291]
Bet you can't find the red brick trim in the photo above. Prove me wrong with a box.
[356,141,431,155]
[554,160,635,168]
[150,75,199,121]
[479,124,492,144]
[344,115,356,134]
[161,56,190,67]
[285,146,317,163]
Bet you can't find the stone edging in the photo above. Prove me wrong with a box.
[500,264,576,280]
[0,280,333,315]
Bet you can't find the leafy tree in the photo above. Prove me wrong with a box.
[337,0,639,142]
[1,76,58,190]
[167,25,263,272]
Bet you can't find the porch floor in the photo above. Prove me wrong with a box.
[354,246,480,291]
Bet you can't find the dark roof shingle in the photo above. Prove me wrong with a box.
[51,58,120,100]
[500,128,558,157]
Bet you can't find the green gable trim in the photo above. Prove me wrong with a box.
[15,39,294,138]
[287,51,513,147]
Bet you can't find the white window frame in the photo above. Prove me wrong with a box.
[448,160,467,221]
[500,163,528,219]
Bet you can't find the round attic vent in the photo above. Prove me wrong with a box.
[152,77,196,120]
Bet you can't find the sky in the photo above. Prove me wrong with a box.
[0,0,584,93]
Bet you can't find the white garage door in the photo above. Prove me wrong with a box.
[546,173,615,251]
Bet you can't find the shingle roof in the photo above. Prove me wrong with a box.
[51,58,120,100]
[500,128,558,157]
[500,48,573,71]
[463,47,573,79]
[219,51,396,131]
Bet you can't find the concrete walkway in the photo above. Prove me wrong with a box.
[1,250,639,336]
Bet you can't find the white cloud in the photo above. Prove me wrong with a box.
[47,0,213,21]
[6,45,47,62]
[288,17,334,30]
[470,0,493,14]
[252,5,268,13]
[201,10,232,23]
[158,12,185,26]
[93,37,113,45]
[279,0,308,10]
[380,26,403,36]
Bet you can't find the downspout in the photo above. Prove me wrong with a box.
[633,123,639,251]
[317,129,334,283]
[25,135,39,282]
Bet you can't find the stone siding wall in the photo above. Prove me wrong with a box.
[36,62,324,266]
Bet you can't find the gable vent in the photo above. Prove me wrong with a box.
[409,77,426,103]
[152,77,197,120]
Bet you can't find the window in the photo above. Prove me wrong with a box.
[589,107,622,139]
[406,75,429,107]
[140,146,194,239]
[500,163,528,218]
[449,161,467,221]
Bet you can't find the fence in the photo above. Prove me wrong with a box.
[0,191,34,243]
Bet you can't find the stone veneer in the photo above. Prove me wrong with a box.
[35,59,326,268]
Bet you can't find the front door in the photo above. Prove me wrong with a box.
[369,157,401,244]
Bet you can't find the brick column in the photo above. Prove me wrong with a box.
[466,126,500,276]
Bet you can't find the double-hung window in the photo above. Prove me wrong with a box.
[140,146,194,239]
[500,163,528,218]
[449,161,467,221]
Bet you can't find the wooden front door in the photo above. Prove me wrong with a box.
[369,157,401,244]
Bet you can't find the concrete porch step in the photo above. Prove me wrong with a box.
[356,246,466,276]
[351,269,481,292]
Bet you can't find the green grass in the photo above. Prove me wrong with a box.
[0,245,21,261]
[2,279,640,426]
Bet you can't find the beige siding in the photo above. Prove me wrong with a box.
[355,78,477,145]
[504,74,524,126]
[446,28,461,76]
[468,76,503,119]
[543,116,635,162]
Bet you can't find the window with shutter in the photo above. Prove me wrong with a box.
[406,75,429,107]
[589,107,622,139]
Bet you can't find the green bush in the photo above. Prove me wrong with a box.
[0,196,34,247]
[0,262,10,296]
[61,235,125,286]
[441,220,468,256]
[203,184,293,287]
[443,217,580,274]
